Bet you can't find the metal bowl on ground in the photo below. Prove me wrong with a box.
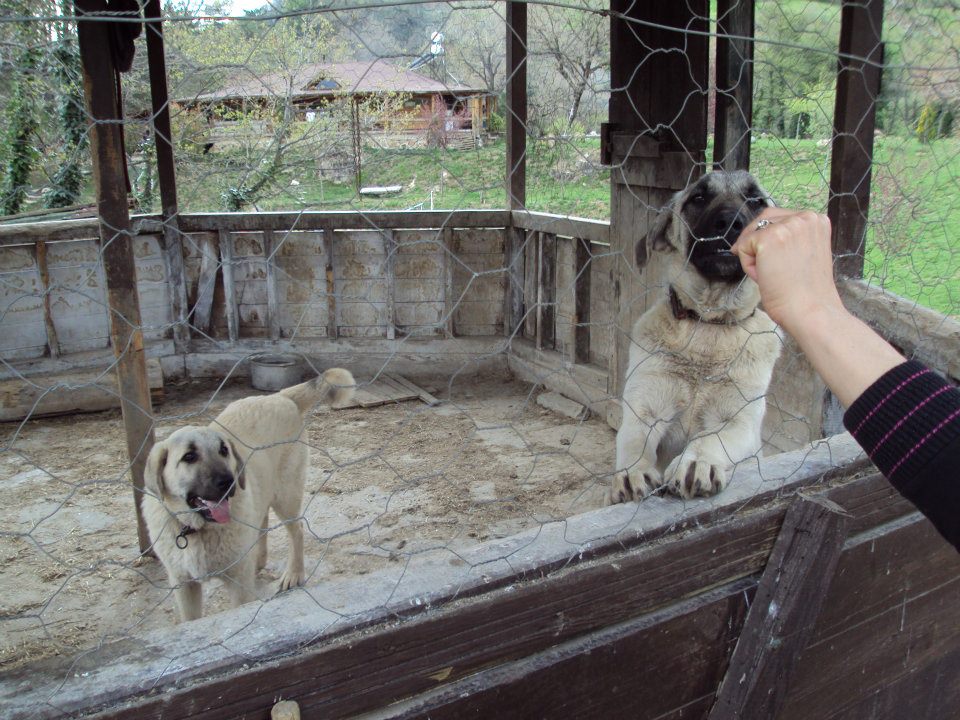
[249,353,303,392]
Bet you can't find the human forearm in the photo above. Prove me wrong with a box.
[785,305,905,409]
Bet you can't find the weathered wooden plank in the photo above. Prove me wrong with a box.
[76,0,154,555]
[506,1,527,209]
[384,230,397,340]
[828,0,884,278]
[505,227,525,338]
[32,241,60,358]
[510,210,610,246]
[263,229,280,341]
[524,231,538,340]
[709,494,851,720]
[321,222,337,340]
[376,580,754,720]
[0,216,161,246]
[573,237,591,364]
[779,514,960,718]
[192,234,218,335]
[218,230,239,342]
[175,210,509,233]
[386,373,441,407]
[714,0,755,171]
[0,359,164,422]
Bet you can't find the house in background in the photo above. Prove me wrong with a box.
[176,59,496,150]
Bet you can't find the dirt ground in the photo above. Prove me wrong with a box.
[0,374,613,669]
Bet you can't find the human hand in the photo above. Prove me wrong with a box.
[731,207,845,335]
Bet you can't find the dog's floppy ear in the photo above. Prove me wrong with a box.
[226,438,247,490]
[635,205,675,269]
[144,440,168,497]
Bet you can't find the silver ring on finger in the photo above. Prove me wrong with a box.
[755,219,772,231]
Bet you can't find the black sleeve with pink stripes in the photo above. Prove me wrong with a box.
[843,360,960,551]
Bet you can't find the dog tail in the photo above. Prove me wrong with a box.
[280,367,355,415]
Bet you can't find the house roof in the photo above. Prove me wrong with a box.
[184,60,488,104]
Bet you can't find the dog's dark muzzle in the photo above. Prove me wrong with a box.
[689,208,752,281]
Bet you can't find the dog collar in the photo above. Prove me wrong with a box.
[175,525,199,549]
[668,287,755,325]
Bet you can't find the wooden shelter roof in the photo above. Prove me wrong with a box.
[182,59,488,105]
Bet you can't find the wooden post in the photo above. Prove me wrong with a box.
[33,241,61,358]
[573,237,591,364]
[505,1,527,210]
[828,0,884,278]
[709,494,851,720]
[76,0,154,554]
[505,1,527,339]
[144,0,189,350]
[263,229,280,341]
[218,230,239,342]
[713,0,755,171]
[607,1,709,424]
[321,222,338,340]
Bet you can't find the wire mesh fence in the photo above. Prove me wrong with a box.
[0,0,958,715]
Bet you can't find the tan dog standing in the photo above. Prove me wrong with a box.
[143,368,354,621]
[609,171,782,504]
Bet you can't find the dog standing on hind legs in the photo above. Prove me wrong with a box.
[608,171,782,505]
[143,367,354,622]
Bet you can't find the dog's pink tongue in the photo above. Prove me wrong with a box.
[202,498,231,523]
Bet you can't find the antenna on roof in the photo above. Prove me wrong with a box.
[409,31,444,71]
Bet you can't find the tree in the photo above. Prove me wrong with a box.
[528,0,608,132]
[44,0,87,208]
[1,28,41,215]
[445,5,505,94]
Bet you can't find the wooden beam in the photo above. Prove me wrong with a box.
[218,230,239,343]
[505,226,526,339]
[573,237,591,364]
[263,229,280,341]
[828,0,885,278]
[709,494,851,720]
[75,0,155,555]
[607,0,709,422]
[33,240,60,358]
[506,1,527,209]
[510,211,610,246]
[321,221,337,340]
[713,0,755,170]
[143,0,188,349]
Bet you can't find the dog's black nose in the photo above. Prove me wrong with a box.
[712,210,745,237]
[213,471,235,494]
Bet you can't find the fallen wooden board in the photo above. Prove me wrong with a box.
[0,358,163,422]
[385,373,441,406]
[333,373,436,409]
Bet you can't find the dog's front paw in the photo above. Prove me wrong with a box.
[664,458,728,499]
[607,462,662,504]
[278,570,304,592]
